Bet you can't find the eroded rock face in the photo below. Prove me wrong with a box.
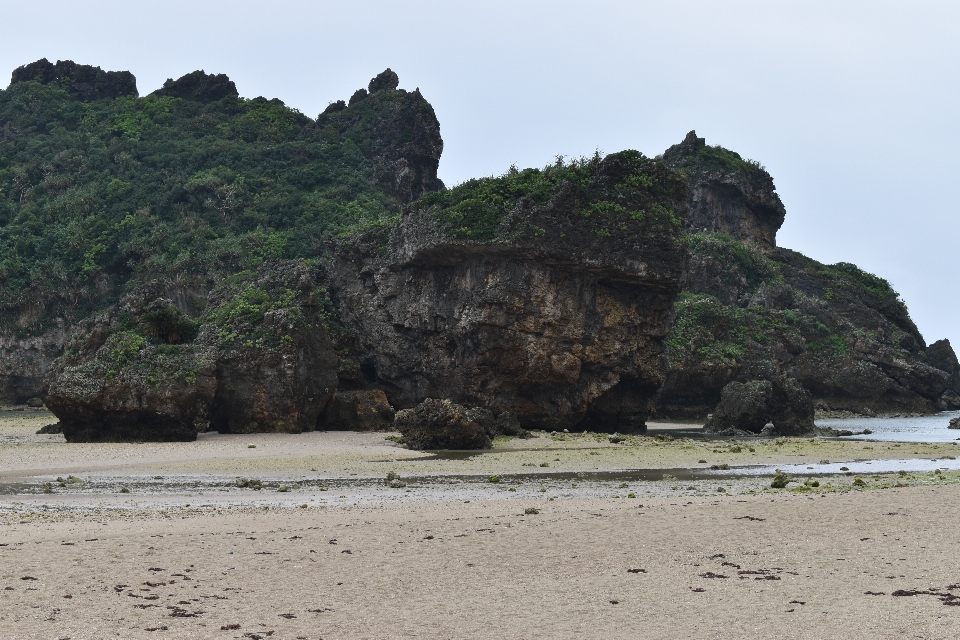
[705,376,814,436]
[45,293,218,442]
[45,261,337,441]
[0,323,66,404]
[331,152,689,432]
[10,58,137,101]
[662,131,785,252]
[368,68,399,93]
[323,390,395,431]
[320,70,444,203]
[658,131,958,418]
[394,398,495,449]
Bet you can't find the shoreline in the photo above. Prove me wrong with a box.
[4,412,960,637]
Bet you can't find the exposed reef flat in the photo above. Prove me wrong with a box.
[6,414,960,637]
[4,482,960,639]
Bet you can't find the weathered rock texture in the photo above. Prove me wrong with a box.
[394,398,496,449]
[151,70,238,103]
[662,131,785,252]
[323,390,395,431]
[657,133,960,418]
[10,58,137,101]
[319,70,444,203]
[704,377,815,436]
[1,64,446,440]
[46,262,337,441]
[331,151,689,432]
[0,324,66,404]
[44,286,217,442]
[206,263,338,434]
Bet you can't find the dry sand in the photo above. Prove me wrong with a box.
[3,411,960,638]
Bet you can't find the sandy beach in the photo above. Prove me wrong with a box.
[3,411,960,639]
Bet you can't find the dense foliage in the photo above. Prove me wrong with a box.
[0,76,419,333]
[416,151,685,241]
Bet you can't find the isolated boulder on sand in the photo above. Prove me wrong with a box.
[705,376,815,436]
[949,417,960,430]
[394,398,496,450]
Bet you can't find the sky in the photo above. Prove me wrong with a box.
[2,1,957,347]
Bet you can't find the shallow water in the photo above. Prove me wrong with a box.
[817,410,960,443]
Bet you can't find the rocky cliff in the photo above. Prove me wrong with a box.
[330,151,689,432]
[0,63,442,411]
[10,58,137,102]
[662,131,785,252]
[5,58,953,442]
[45,261,337,441]
[317,68,443,203]
[657,133,959,418]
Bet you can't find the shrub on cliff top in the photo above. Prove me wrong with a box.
[418,151,685,241]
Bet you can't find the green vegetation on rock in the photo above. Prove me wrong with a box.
[0,70,429,334]
[417,151,685,241]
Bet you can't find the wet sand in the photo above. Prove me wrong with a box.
[3,412,960,638]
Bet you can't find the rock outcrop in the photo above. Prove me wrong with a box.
[657,132,959,419]
[926,339,960,409]
[206,263,338,434]
[394,398,496,449]
[331,151,689,432]
[319,70,444,203]
[704,376,815,436]
[45,261,337,441]
[0,323,66,404]
[151,70,238,103]
[10,58,137,101]
[323,390,395,431]
[662,131,785,252]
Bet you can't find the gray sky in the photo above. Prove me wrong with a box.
[3,1,957,348]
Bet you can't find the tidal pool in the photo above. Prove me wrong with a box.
[817,411,960,443]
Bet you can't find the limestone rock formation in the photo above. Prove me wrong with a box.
[45,261,337,441]
[926,339,960,409]
[368,68,399,93]
[46,319,218,442]
[206,263,338,434]
[704,376,815,436]
[394,398,496,449]
[151,70,238,103]
[662,131,785,252]
[331,151,689,432]
[321,70,444,203]
[0,323,66,404]
[10,58,137,101]
[657,132,959,418]
[323,389,396,431]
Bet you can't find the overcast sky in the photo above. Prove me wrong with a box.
[3,1,957,348]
